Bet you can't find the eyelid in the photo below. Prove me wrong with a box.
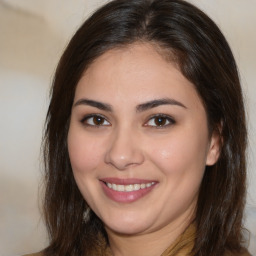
[80,113,175,128]
[144,114,176,128]
[81,114,111,127]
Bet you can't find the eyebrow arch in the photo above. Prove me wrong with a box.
[73,98,112,112]
[136,98,187,112]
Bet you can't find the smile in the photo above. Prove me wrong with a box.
[106,182,155,192]
[101,179,157,203]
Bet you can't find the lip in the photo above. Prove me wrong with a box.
[100,178,157,203]
[101,177,156,185]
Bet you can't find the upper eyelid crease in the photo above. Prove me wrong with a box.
[146,115,175,125]
[81,113,109,121]
[81,114,111,126]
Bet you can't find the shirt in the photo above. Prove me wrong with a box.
[23,224,251,256]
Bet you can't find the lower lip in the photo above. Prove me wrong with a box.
[101,182,156,203]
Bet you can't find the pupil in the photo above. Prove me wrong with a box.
[155,117,166,126]
[93,116,104,125]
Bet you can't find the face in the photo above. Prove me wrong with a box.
[68,43,220,237]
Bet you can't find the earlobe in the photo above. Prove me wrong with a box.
[206,130,222,166]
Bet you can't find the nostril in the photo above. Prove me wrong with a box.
[104,132,145,170]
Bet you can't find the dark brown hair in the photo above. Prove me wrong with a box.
[42,0,247,255]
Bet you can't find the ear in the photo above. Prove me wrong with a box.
[206,129,222,166]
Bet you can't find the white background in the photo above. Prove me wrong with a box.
[0,0,255,255]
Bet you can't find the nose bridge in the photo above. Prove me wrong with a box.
[105,124,144,170]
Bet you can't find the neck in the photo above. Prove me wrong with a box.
[105,216,194,256]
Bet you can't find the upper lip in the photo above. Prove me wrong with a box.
[100,177,157,185]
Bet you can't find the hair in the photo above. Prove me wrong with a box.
[42,0,247,255]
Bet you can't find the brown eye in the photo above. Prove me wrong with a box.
[154,117,167,126]
[93,116,105,125]
[83,115,110,126]
[145,115,175,127]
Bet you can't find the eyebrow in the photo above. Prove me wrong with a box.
[136,98,187,112]
[73,97,187,112]
[74,98,112,112]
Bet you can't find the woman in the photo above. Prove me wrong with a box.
[27,0,250,255]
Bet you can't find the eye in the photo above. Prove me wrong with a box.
[145,115,175,128]
[81,114,110,127]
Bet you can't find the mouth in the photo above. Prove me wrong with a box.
[100,178,157,203]
[105,181,155,192]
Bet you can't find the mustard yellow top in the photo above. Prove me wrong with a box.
[23,224,251,256]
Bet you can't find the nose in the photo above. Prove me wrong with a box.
[104,128,145,170]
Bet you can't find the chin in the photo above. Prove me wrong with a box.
[106,223,150,236]
[103,212,153,235]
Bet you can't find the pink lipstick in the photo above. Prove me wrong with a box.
[100,178,157,203]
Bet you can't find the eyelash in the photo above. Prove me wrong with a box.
[145,114,176,128]
[81,114,111,127]
[80,114,175,128]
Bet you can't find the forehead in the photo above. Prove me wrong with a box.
[74,43,203,111]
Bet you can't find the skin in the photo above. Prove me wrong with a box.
[68,43,220,256]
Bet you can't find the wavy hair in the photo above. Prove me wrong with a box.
[42,0,247,255]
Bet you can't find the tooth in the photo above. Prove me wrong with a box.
[134,184,140,190]
[141,183,146,189]
[117,185,124,191]
[125,184,133,192]
[106,182,155,192]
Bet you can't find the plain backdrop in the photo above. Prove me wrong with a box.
[0,0,255,255]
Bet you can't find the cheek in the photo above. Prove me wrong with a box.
[149,131,209,177]
[67,129,103,175]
